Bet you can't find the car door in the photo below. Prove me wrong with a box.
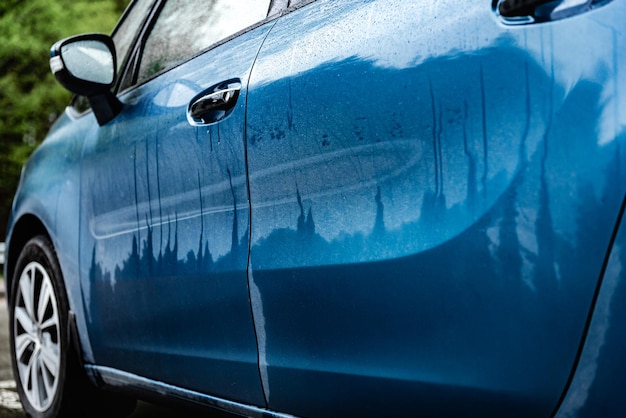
[79,0,272,405]
[246,0,626,416]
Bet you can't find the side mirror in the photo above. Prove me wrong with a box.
[50,34,122,126]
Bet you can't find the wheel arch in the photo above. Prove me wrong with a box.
[8,228,136,416]
[5,214,51,302]
[6,214,97,377]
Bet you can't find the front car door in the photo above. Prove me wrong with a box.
[79,0,272,405]
[246,0,626,416]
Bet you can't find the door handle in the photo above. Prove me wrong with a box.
[498,0,554,17]
[187,79,242,126]
[498,0,594,22]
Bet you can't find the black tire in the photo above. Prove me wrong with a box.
[9,236,136,418]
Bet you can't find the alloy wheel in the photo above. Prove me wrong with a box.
[13,261,61,412]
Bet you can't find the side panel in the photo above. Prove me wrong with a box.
[78,24,273,405]
[246,0,626,416]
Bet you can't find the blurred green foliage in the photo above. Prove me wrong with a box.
[0,0,130,238]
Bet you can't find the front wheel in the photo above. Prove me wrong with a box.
[9,236,135,417]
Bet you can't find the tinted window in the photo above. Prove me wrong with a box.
[137,0,271,83]
[112,0,154,74]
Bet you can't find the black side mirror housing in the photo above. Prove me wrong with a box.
[50,33,122,126]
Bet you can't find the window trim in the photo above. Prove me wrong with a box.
[121,0,277,92]
[115,0,166,93]
[269,0,289,17]
[68,0,305,116]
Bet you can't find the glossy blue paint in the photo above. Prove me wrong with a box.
[75,22,276,406]
[4,0,625,416]
[555,199,626,417]
[5,111,95,361]
[246,0,626,416]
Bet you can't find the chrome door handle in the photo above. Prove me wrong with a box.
[498,0,554,17]
[498,0,593,21]
[187,79,242,126]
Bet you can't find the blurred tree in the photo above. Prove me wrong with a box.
[0,0,130,239]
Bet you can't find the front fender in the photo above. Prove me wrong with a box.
[5,108,96,363]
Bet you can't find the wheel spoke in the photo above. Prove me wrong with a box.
[19,266,35,320]
[17,362,29,404]
[40,352,57,400]
[29,349,42,410]
[14,307,36,336]
[37,278,53,324]
[39,343,60,379]
[14,333,35,360]
[36,355,51,405]
[39,316,59,333]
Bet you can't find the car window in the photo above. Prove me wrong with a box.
[112,0,155,74]
[137,0,271,84]
[269,0,288,16]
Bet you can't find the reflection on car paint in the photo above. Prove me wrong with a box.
[78,21,275,406]
[81,0,625,415]
[5,0,625,416]
[556,213,626,417]
[243,0,626,416]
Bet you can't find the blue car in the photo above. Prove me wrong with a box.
[4,0,626,416]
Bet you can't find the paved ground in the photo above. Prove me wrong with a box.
[0,288,25,418]
[0,286,233,418]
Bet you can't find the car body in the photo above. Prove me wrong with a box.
[4,0,626,417]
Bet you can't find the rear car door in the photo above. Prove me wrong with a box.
[246,0,626,416]
[79,0,272,405]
